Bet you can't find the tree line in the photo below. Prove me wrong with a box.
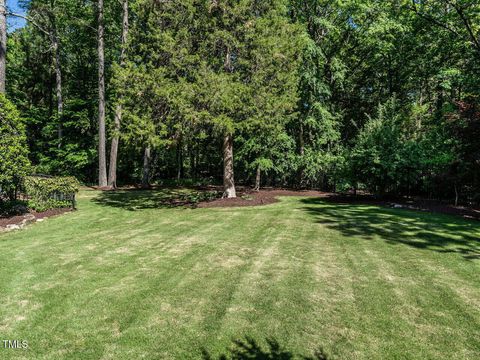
[1,0,479,203]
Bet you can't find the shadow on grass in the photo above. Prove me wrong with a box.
[201,337,329,359]
[92,188,197,211]
[301,197,480,261]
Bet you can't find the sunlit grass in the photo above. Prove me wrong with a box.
[0,188,479,359]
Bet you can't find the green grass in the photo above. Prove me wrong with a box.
[1,188,479,359]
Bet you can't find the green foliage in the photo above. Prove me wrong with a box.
[0,95,30,200]
[349,98,423,194]
[5,0,480,202]
[23,176,80,212]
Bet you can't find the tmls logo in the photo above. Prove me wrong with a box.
[2,340,28,349]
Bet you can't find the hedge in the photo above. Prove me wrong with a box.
[23,176,80,212]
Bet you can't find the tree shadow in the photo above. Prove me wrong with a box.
[92,188,199,211]
[201,337,329,360]
[301,198,480,261]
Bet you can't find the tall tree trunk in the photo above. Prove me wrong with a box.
[299,122,305,157]
[176,139,183,181]
[142,146,151,187]
[0,0,6,94]
[454,183,459,207]
[189,145,195,179]
[297,121,305,187]
[52,30,64,147]
[97,0,107,187]
[254,165,261,191]
[194,146,199,179]
[108,0,128,188]
[223,134,236,198]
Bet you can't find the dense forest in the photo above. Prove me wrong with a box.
[1,0,479,202]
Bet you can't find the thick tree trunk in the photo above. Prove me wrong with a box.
[254,165,261,191]
[107,115,120,188]
[142,146,151,187]
[222,134,236,198]
[108,0,128,188]
[97,0,107,187]
[0,0,6,94]
[52,31,64,147]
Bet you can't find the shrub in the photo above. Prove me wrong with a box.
[23,176,80,212]
[0,200,28,217]
[348,98,425,195]
[0,95,30,201]
[178,190,221,206]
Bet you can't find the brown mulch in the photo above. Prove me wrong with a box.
[197,188,327,208]
[197,188,480,220]
[0,208,73,228]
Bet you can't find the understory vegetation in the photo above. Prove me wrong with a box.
[0,189,479,359]
[0,0,478,203]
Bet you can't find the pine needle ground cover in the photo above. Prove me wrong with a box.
[0,189,479,359]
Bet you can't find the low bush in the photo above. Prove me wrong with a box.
[178,190,221,206]
[23,176,80,212]
[0,200,29,217]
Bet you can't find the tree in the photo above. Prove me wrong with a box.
[9,1,66,145]
[108,0,129,188]
[192,0,302,197]
[406,0,480,58]
[97,0,107,187]
[0,0,6,93]
[348,98,426,195]
[0,94,30,200]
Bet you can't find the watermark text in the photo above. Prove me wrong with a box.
[2,340,28,349]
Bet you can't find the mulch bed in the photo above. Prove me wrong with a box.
[0,208,73,229]
[198,187,480,220]
[197,188,326,208]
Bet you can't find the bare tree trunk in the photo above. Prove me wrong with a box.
[299,122,305,156]
[223,134,236,198]
[0,0,6,94]
[297,121,305,187]
[108,113,120,188]
[176,138,183,181]
[108,0,128,188]
[142,146,151,187]
[97,0,107,187]
[454,183,459,207]
[51,30,64,147]
[254,165,261,191]
[189,145,195,179]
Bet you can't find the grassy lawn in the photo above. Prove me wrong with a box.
[1,188,479,359]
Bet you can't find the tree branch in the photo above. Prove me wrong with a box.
[407,2,460,38]
[446,0,480,55]
[7,12,50,36]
